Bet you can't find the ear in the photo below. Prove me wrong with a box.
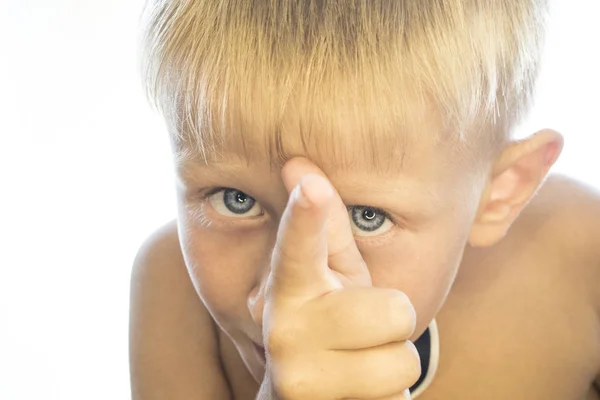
[468,129,564,247]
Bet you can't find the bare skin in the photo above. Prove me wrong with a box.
[130,174,600,399]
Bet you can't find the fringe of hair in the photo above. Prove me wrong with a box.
[139,0,549,168]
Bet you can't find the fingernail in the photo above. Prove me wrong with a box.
[293,182,312,209]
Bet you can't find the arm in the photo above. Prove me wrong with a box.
[129,220,232,400]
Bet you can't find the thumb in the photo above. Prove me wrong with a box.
[269,174,342,302]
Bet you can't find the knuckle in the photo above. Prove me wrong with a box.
[383,289,416,338]
[265,324,294,355]
[384,288,410,311]
[273,241,301,269]
[400,341,422,387]
[273,239,317,273]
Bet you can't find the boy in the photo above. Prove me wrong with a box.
[129,0,600,398]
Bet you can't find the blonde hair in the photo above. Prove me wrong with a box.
[139,0,549,169]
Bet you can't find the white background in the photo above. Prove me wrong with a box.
[0,1,599,399]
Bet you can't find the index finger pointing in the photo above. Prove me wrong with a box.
[269,174,342,301]
[281,157,371,287]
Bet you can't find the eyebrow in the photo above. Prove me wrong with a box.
[174,157,247,186]
[174,138,412,178]
[171,104,427,175]
[177,153,442,207]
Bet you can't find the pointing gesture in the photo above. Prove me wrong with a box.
[268,172,341,301]
[280,158,372,288]
[261,158,420,400]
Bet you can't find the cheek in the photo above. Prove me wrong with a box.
[365,217,471,327]
[178,218,274,321]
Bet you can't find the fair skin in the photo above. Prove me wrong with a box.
[130,126,600,399]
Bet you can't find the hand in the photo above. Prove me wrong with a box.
[261,158,420,400]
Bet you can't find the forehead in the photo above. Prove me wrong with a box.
[174,93,454,176]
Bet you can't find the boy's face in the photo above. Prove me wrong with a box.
[175,114,487,382]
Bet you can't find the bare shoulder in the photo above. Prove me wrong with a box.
[523,174,600,237]
[517,174,600,387]
[129,220,232,400]
[435,175,600,398]
[518,174,600,304]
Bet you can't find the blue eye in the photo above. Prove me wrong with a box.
[348,206,393,237]
[208,188,263,218]
[223,189,256,214]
